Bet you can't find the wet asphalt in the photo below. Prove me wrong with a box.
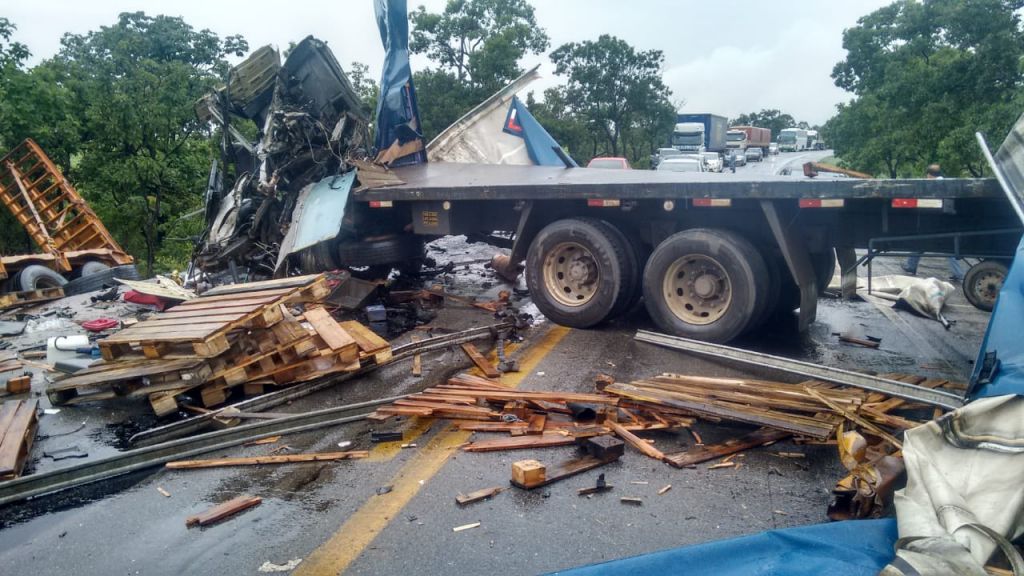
[0,167,989,574]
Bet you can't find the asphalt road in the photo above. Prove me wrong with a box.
[0,232,988,575]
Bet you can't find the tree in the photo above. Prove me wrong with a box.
[349,61,380,119]
[410,0,549,142]
[548,35,675,163]
[46,12,247,274]
[730,109,798,140]
[826,0,1024,177]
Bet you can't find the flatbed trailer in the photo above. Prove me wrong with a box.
[348,161,1018,343]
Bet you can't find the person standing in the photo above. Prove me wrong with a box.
[902,164,965,281]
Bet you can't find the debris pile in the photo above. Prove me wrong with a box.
[45,274,391,415]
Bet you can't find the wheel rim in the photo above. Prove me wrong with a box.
[662,254,732,325]
[970,270,1004,307]
[543,242,600,307]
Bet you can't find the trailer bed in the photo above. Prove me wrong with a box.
[356,162,1001,202]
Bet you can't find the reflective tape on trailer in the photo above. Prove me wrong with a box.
[587,199,621,207]
[369,200,393,208]
[892,198,943,209]
[799,198,845,208]
[692,198,732,207]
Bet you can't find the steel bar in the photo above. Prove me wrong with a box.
[130,322,511,446]
[634,330,964,410]
[0,396,410,507]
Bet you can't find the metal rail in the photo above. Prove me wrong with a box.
[0,395,408,508]
[130,321,512,446]
[634,330,965,410]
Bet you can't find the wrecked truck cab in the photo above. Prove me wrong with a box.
[196,36,384,278]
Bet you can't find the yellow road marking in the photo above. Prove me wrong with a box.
[366,341,525,462]
[294,325,570,576]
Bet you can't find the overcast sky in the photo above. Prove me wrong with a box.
[6,0,894,124]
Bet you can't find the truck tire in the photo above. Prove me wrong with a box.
[813,248,837,294]
[642,228,769,343]
[74,260,111,278]
[526,219,626,328]
[963,260,1008,312]
[65,264,140,296]
[590,220,642,320]
[13,265,68,292]
[337,235,425,268]
[748,250,781,330]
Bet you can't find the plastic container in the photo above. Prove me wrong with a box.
[46,334,90,365]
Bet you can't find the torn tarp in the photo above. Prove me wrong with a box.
[503,95,577,167]
[374,0,427,167]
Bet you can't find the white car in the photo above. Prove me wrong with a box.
[657,158,705,173]
[700,152,723,172]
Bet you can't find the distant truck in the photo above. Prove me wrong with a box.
[726,126,771,152]
[806,130,820,150]
[778,128,808,152]
[672,114,728,154]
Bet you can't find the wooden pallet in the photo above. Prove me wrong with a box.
[0,286,64,310]
[98,275,328,360]
[338,320,392,365]
[0,399,39,480]
[46,358,212,405]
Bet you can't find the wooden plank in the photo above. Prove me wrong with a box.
[47,358,207,391]
[199,274,324,297]
[663,428,791,468]
[0,399,39,479]
[411,334,422,377]
[423,387,618,405]
[608,421,665,461]
[338,320,390,356]
[527,413,546,435]
[455,486,505,506]
[167,451,369,469]
[460,343,500,378]
[511,455,615,490]
[304,307,357,351]
[463,433,576,453]
[804,387,903,449]
[185,495,262,527]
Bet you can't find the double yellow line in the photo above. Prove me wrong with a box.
[295,325,571,576]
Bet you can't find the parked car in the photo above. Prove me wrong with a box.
[587,157,631,169]
[744,147,764,162]
[769,142,779,155]
[725,149,747,167]
[700,151,723,172]
[657,157,705,173]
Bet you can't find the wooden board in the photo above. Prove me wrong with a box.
[338,320,392,364]
[463,433,577,452]
[0,286,64,310]
[199,274,325,297]
[185,495,262,527]
[167,451,369,469]
[511,455,616,490]
[303,307,356,351]
[663,428,791,468]
[461,343,500,378]
[0,399,39,480]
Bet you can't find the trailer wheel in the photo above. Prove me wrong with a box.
[526,219,625,328]
[642,228,768,343]
[13,265,68,292]
[590,220,643,319]
[963,260,1008,312]
[73,260,111,278]
[337,235,425,268]
[65,264,140,295]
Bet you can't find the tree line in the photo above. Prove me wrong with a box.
[1,0,1017,273]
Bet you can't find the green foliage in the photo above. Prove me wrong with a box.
[409,0,549,142]
[825,0,1024,177]
[410,0,549,93]
[730,109,799,140]
[44,12,247,274]
[544,35,675,165]
[349,61,380,120]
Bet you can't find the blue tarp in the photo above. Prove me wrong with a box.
[502,96,577,167]
[373,0,426,167]
[971,236,1024,398]
[550,519,898,576]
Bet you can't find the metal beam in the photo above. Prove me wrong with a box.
[634,330,964,410]
[761,200,817,331]
[0,396,406,508]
